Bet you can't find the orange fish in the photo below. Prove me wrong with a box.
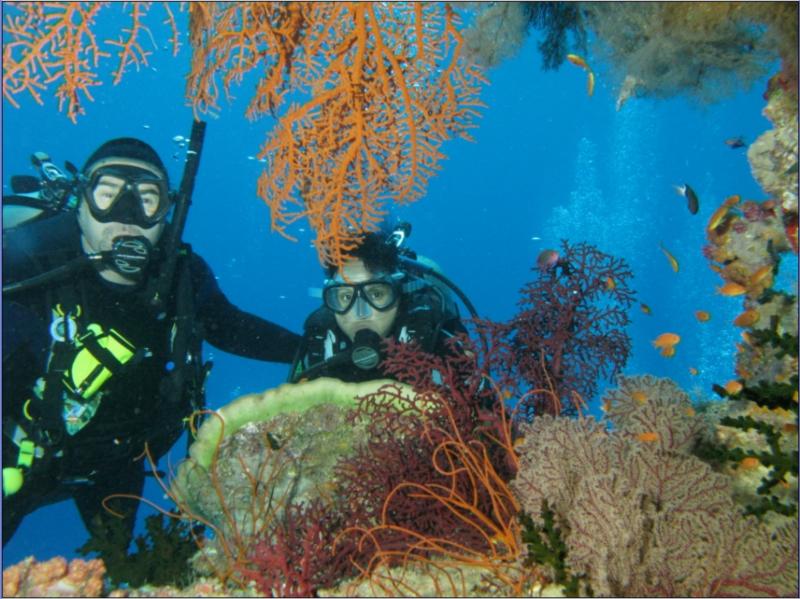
[733,309,760,327]
[717,282,747,296]
[695,310,711,322]
[724,380,743,395]
[689,367,699,376]
[659,243,679,272]
[631,391,648,404]
[749,265,773,287]
[685,407,696,417]
[566,53,589,69]
[602,399,611,412]
[605,276,616,290]
[636,431,660,443]
[640,303,652,315]
[587,70,595,97]
[660,346,676,358]
[653,332,680,348]
[739,456,761,470]
[707,204,732,232]
[724,194,741,207]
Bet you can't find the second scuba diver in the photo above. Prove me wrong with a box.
[290,223,474,383]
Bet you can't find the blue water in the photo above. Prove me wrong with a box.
[2,7,794,569]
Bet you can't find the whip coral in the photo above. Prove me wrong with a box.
[479,240,636,417]
[2,2,485,268]
[333,340,541,595]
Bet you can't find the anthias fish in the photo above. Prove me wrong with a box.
[566,53,589,70]
[537,249,560,271]
[659,242,679,273]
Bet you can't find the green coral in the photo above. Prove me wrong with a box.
[520,504,590,597]
[77,512,200,588]
[695,413,798,519]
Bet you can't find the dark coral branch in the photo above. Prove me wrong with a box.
[478,240,635,418]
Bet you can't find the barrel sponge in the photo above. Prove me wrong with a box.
[184,377,408,470]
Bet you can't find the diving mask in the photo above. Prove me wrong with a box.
[83,165,171,229]
[323,276,402,314]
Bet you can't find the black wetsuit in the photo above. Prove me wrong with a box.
[290,283,467,383]
[2,212,301,546]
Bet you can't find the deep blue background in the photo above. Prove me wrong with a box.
[2,6,795,568]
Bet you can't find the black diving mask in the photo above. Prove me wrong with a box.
[83,165,171,229]
[323,276,402,315]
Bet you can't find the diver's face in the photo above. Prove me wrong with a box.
[333,259,399,342]
[77,200,164,284]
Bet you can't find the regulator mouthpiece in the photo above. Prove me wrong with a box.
[107,235,152,281]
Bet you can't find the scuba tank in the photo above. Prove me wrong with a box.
[3,152,80,229]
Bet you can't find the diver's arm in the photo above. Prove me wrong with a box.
[2,213,81,286]
[189,254,301,363]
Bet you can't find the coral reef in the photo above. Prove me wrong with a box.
[747,84,799,251]
[3,556,106,598]
[583,2,790,106]
[236,499,355,597]
[512,374,799,597]
[704,195,791,298]
[461,2,588,71]
[167,378,403,586]
[461,3,532,69]
[2,2,486,268]
[479,240,635,417]
[333,339,534,595]
[699,397,798,527]
[107,577,261,597]
[77,512,200,588]
[701,182,798,526]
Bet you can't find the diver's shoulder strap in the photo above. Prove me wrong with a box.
[160,247,210,415]
[34,282,83,447]
[289,308,345,382]
[397,285,459,353]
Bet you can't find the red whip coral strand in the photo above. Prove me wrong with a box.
[333,340,539,595]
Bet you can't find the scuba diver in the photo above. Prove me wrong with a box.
[2,130,302,551]
[289,222,478,383]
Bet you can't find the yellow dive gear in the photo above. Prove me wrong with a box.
[3,468,24,496]
[3,439,36,496]
[63,323,136,400]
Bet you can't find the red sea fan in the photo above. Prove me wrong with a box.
[335,339,518,567]
[479,240,635,417]
[236,498,357,597]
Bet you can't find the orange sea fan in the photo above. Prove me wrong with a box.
[2,1,180,122]
[186,2,486,266]
[3,2,485,268]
